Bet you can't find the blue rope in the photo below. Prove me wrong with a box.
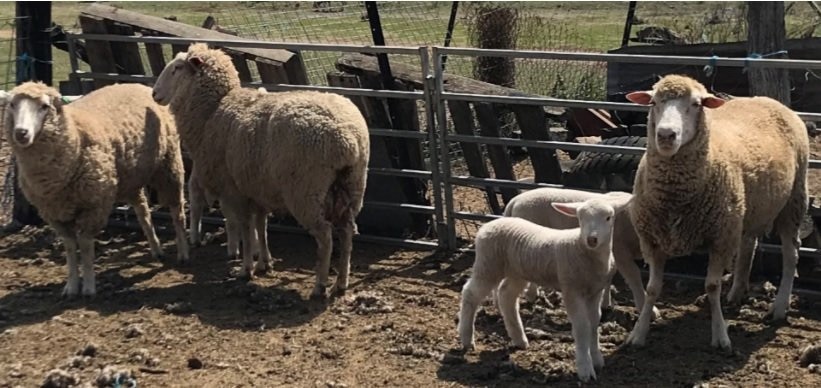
[743,50,788,73]
[703,54,719,76]
[15,52,54,84]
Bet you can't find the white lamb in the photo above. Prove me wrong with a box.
[502,188,659,319]
[458,195,631,382]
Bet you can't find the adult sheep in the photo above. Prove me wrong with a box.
[1,82,190,298]
[152,43,370,297]
[624,74,809,351]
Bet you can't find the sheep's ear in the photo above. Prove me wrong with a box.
[187,55,205,72]
[51,95,64,113]
[552,202,581,218]
[626,91,654,105]
[0,90,10,104]
[702,94,725,109]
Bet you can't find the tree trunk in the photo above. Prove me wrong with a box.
[746,1,790,105]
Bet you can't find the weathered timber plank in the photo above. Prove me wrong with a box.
[256,58,290,83]
[473,102,518,203]
[448,100,502,214]
[511,105,563,183]
[78,15,117,88]
[104,21,145,75]
[144,38,166,76]
[82,3,308,84]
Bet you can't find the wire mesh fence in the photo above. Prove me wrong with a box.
[0,14,23,227]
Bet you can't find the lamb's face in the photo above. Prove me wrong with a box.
[626,88,725,157]
[553,197,631,250]
[152,52,201,106]
[1,91,59,148]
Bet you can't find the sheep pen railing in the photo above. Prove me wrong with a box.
[44,32,821,291]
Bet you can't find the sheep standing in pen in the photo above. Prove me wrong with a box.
[0,82,190,297]
[624,74,809,351]
[502,188,659,319]
[458,195,631,382]
[152,43,370,297]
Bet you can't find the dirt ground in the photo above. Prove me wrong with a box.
[4,120,821,387]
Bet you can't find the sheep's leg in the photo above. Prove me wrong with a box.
[458,277,498,350]
[253,211,273,274]
[587,288,605,371]
[564,290,595,382]
[78,235,96,297]
[497,277,529,349]
[224,216,240,260]
[770,230,800,320]
[523,282,540,303]
[187,176,204,247]
[332,217,355,295]
[614,249,660,320]
[625,243,667,347]
[238,217,257,279]
[599,265,616,316]
[132,192,164,260]
[58,231,80,298]
[706,247,732,351]
[308,220,334,298]
[169,203,190,264]
[726,237,757,304]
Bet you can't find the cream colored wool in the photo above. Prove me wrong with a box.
[3,82,189,298]
[153,43,370,297]
[625,74,809,351]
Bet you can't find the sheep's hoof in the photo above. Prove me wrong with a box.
[62,283,80,299]
[510,339,529,350]
[253,260,272,275]
[650,306,661,321]
[310,284,328,299]
[624,331,646,347]
[154,252,167,262]
[332,283,347,297]
[711,338,732,353]
[236,267,254,281]
[576,366,597,383]
[764,307,788,323]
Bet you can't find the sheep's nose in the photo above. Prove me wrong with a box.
[586,236,598,247]
[13,128,30,144]
[656,128,676,143]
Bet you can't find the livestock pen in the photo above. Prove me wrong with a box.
[2,2,821,387]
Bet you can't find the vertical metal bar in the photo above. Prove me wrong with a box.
[441,1,459,71]
[432,47,457,250]
[420,47,445,248]
[621,1,638,47]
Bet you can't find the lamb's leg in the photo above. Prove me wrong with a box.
[308,220,334,298]
[770,230,800,321]
[497,277,529,349]
[564,290,595,382]
[625,243,667,347]
[169,202,190,264]
[458,277,497,350]
[706,246,732,351]
[587,288,606,371]
[131,191,164,260]
[253,211,273,274]
[332,217,355,295]
[614,249,660,320]
[599,265,616,315]
[727,237,757,304]
[78,235,96,297]
[59,232,80,298]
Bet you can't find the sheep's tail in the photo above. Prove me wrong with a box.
[325,165,366,233]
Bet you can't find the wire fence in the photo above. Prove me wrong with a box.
[0,15,23,227]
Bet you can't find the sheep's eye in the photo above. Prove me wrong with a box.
[40,104,49,111]
[692,101,701,108]
[8,102,14,109]
[606,216,612,221]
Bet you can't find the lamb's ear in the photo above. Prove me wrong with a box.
[702,94,725,109]
[606,194,632,214]
[552,202,581,218]
[626,90,654,105]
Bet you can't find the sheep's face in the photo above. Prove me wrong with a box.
[152,52,202,106]
[553,196,631,251]
[1,91,60,148]
[626,89,725,157]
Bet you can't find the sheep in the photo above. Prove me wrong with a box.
[0,82,190,298]
[624,74,809,351]
[187,85,268,255]
[152,43,370,297]
[458,195,631,382]
[501,187,659,319]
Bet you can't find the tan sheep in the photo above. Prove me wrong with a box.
[625,74,809,351]
[1,82,189,298]
[152,43,370,298]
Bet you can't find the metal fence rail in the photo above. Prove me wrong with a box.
[60,34,821,262]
